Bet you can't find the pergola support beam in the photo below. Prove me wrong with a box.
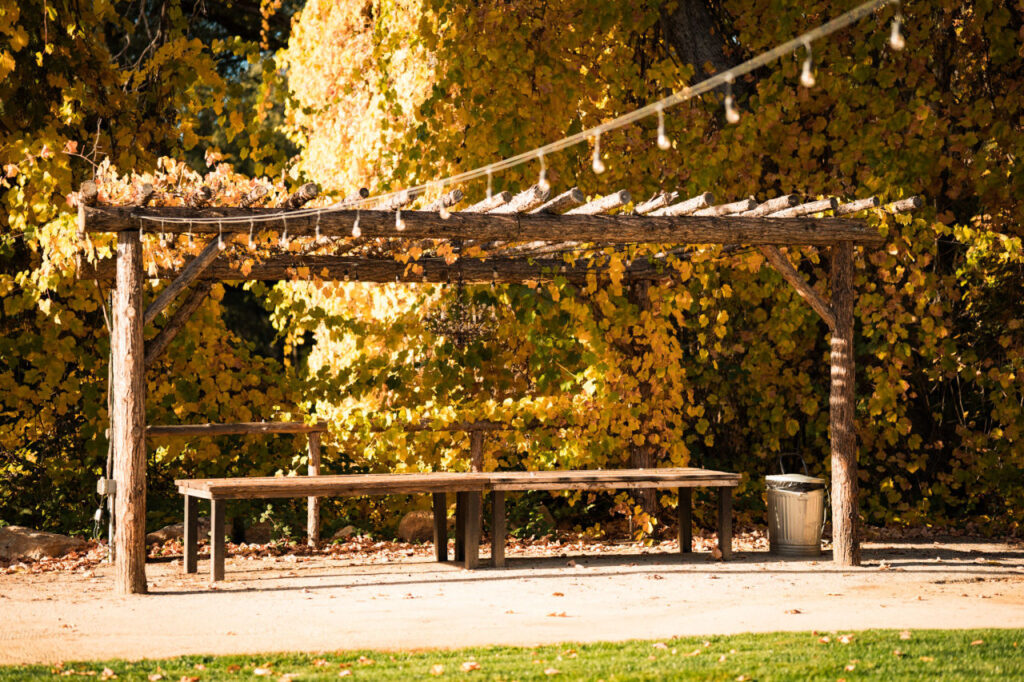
[829,241,860,566]
[143,238,222,325]
[111,230,147,594]
[759,246,836,330]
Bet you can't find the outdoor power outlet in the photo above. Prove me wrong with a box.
[96,478,117,495]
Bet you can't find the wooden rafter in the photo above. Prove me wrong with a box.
[144,282,211,367]
[143,237,223,325]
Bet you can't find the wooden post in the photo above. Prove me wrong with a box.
[469,431,484,472]
[184,495,198,574]
[454,492,466,562]
[830,242,861,566]
[306,431,321,547]
[211,499,225,582]
[717,487,733,559]
[677,487,692,554]
[492,491,506,568]
[111,230,147,594]
[463,491,482,569]
[432,492,448,562]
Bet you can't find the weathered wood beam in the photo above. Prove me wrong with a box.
[143,238,223,326]
[740,195,799,217]
[634,191,679,215]
[144,282,211,368]
[111,230,147,595]
[768,198,837,218]
[758,246,836,330]
[489,184,550,214]
[80,206,882,246]
[530,188,585,214]
[463,191,512,213]
[649,192,715,216]
[693,199,757,216]
[834,197,879,215]
[423,188,464,212]
[830,241,860,566]
[885,196,923,213]
[239,185,269,208]
[147,422,328,437]
[566,190,631,215]
[186,185,214,208]
[376,189,416,212]
[85,254,677,283]
[282,182,318,209]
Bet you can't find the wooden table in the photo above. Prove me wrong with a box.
[176,467,740,581]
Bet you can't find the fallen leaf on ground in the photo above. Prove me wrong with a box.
[100,669,117,680]
[226,665,241,673]
[899,630,912,640]
[461,661,481,672]
[338,671,352,678]
[970,639,984,646]
[148,675,163,681]
[682,649,702,657]
[254,668,273,676]
[839,634,854,644]
[845,663,856,671]
[552,592,564,597]
[785,609,802,614]
[429,664,444,676]
[920,656,935,662]
[313,659,330,668]
[544,669,560,676]
[718,654,728,663]
[357,657,374,665]
[893,649,905,658]
[547,612,568,617]
[818,636,831,644]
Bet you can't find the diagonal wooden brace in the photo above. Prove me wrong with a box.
[759,245,836,331]
[143,238,222,326]
[144,282,211,368]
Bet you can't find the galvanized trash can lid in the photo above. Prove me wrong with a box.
[766,473,826,492]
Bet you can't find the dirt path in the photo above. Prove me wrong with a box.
[1,539,1022,665]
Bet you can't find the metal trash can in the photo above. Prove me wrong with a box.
[767,471,826,557]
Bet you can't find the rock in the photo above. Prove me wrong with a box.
[332,525,357,541]
[398,510,436,543]
[0,526,86,561]
[146,518,211,544]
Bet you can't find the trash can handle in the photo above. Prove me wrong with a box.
[778,452,810,476]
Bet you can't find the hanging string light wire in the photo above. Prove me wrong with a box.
[137,0,901,229]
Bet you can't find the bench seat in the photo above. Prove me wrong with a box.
[175,467,740,581]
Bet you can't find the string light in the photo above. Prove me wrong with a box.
[486,168,493,199]
[656,106,671,150]
[800,41,816,88]
[351,209,361,238]
[132,0,901,228]
[248,219,255,249]
[591,134,606,174]
[217,219,225,250]
[537,152,550,192]
[395,208,406,231]
[279,216,288,248]
[724,79,741,124]
[890,12,905,50]
[314,211,322,241]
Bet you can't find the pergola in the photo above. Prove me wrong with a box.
[77,180,919,594]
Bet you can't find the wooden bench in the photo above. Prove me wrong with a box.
[176,467,740,581]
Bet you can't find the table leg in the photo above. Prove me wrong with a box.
[492,491,506,568]
[454,492,466,562]
[432,492,448,562]
[717,486,733,560]
[211,498,225,581]
[678,487,692,554]
[184,494,198,574]
[464,491,481,569]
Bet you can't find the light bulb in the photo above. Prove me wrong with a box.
[890,16,905,50]
[592,134,606,174]
[351,217,361,238]
[657,108,671,150]
[395,209,406,231]
[486,168,493,199]
[800,57,816,88]
[725,95,740,124]
[439,204,451,220]
[537,152,550,191]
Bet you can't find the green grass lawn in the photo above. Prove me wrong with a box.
[4,629,1021,680]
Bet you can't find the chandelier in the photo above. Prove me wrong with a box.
[424,253,495,349]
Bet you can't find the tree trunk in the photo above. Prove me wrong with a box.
[829,242,860,566]
[111,230,147,594]
[659,0,739,82]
